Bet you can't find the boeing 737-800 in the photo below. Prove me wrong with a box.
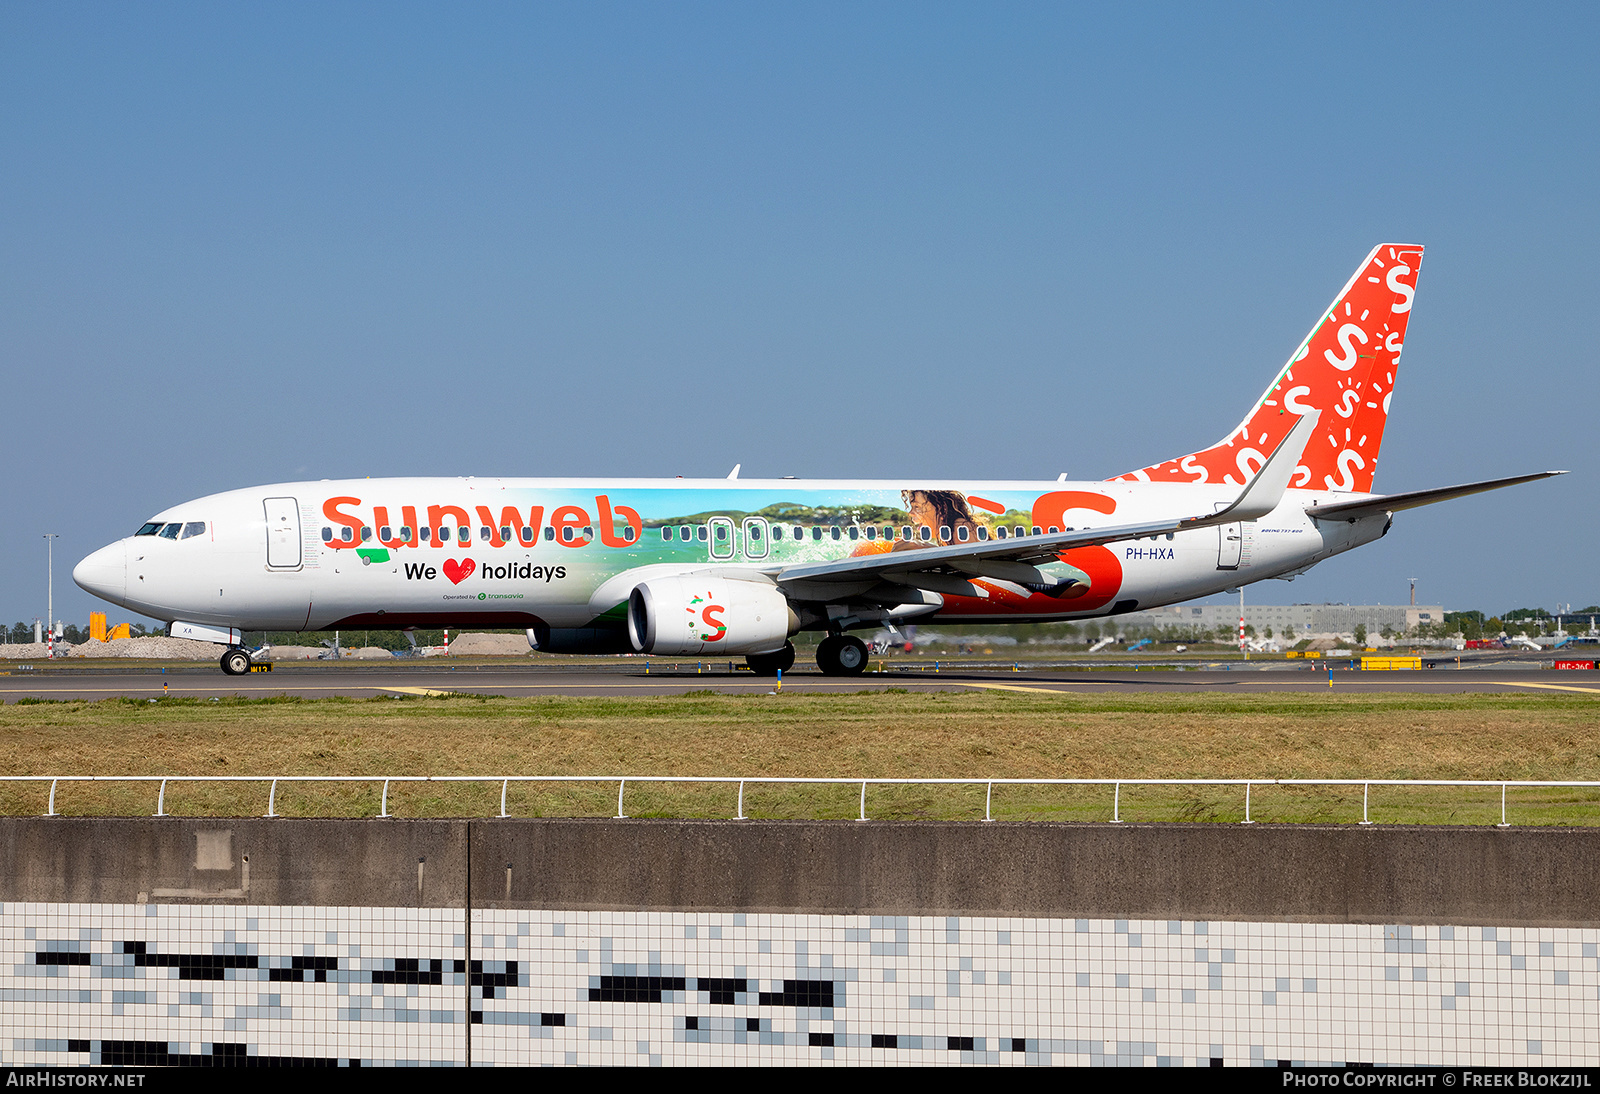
[73,245,1560,676]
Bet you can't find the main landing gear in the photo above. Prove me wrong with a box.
[816,634,868,676]
[745,642,796,676]
[220,647,252,676]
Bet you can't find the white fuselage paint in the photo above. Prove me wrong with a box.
[73,476,1386,635]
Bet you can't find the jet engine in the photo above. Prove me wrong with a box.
[627,576,797,656]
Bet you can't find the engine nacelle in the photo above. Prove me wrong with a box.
[627,577,797,656]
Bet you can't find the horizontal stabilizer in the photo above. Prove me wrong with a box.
[1304,471,1566,523]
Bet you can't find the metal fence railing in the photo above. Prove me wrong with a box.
[3,775,1599,827]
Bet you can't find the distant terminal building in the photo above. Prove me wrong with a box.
[1117,603,1446,637]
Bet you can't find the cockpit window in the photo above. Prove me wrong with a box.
[180,522,207,540]
[158,523,182,539]
[136,523,162,536]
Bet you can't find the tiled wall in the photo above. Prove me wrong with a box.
[5,903,1597,1066]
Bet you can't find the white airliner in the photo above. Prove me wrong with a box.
[74,245,1560,676]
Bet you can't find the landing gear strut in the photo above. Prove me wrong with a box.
[220,647,252,676]
[745,642,796,676]
[816,634,868,676]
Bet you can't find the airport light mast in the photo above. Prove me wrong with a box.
[43,533,57,659]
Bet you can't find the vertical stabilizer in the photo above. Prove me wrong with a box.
[1114,244,1423,493]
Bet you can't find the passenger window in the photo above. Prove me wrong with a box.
[957,526,970,542]
[459,527,471,544]
[976,527,988,542]
[661,528,671,541]
[750,525,762,540]
[865,526,876,541]
[379,526,392,540]
[830,527,840,541]
[320,527,333,543]
[480,527,492,541]
[181,522,207,540]
[901,526,912,541]
[361,527,372,542]
[338,527,352,541]
[919,526,932,542]
[679,526,691,541]
[716,525,727,541]
[848,526,858,541]
[544,528,555,541]
[583,527,593,539]
[939,525,950,542]
[401,527,413,542]
[562,527,574,543]
[502,526,513,541]
[1048,526,1059,535]
[793,526,803,539]
[996,527,1007,539]
[1032,526,1042,536]
[812,527,822,541]
[697,526,707,542]
[421,527,431,542]
[772,526,784,540]
[623,526,636,543]
[521,527,533,543]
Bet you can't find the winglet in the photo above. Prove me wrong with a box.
[1182,410,1319,528]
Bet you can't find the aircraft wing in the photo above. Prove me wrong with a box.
[1304,470,1566,524]
[775,412,1320,599]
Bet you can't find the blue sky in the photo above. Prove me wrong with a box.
[3,2,1595,628]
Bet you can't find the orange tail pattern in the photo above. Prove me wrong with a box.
[1114,244,1423,494]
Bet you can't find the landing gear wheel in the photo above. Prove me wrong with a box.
[816,634,868,676]
[745,642,796,676]
[220,648,252,676]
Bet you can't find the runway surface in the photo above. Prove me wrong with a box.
[2,660,1596,701]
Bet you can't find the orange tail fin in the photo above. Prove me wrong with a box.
[1114,244,1423,493]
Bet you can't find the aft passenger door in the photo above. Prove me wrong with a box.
[1215,502,1241,570]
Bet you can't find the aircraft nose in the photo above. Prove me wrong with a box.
[74,541,127,605]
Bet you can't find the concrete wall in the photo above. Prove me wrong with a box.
[3,819,1597,926]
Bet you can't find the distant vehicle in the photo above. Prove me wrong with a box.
[75,245,1562,676]
[1126,639,1153,652]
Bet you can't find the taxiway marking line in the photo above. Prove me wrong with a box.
[0,680,1009,695]
[950,682,1078,695]
[1491,681,1600,695]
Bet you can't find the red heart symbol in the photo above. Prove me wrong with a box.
[443,558,475,584]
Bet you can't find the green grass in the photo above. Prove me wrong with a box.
[0,691,1595,823]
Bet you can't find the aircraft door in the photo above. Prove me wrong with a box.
[742,517,769,560]
[265,497,302,569]
[709,516,737,560]
[1215,502,1241,570]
